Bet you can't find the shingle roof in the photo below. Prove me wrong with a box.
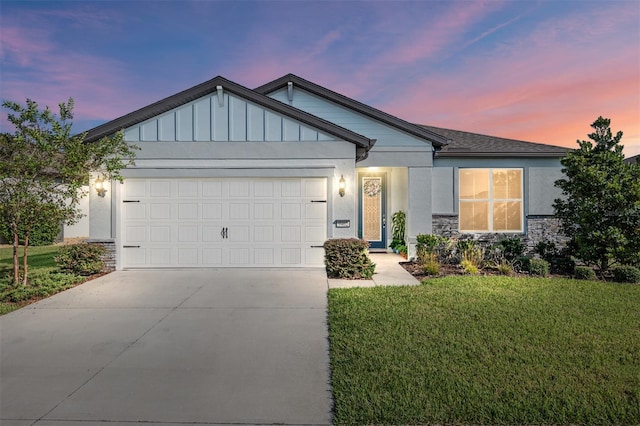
[624,154,639,164]
[82,76,375,160]
[255,74,449,147]
[420,125,570,158]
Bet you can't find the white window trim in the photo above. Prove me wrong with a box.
[458,168,524,233]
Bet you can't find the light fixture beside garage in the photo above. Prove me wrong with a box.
[339,175,346,197]
[95,177,107,198]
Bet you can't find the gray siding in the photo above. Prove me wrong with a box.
[124,92,333,143]
[269,88,430,148]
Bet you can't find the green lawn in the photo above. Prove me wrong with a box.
[328,276,640,425]
[0,245,84,315]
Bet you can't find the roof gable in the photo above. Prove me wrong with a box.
[255,74,448,147]
[83,76,375,159]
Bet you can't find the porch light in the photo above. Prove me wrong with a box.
[95,177,107,198]
[339,175,346,197]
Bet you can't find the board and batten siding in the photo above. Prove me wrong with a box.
[124,92,334,143]
[268,88,429,148]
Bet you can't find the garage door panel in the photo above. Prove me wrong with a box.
[149,181,171,197]
[150,248,171,265]
[229,248,250,265]
[149,226,170,242]
[281,248,301,265]
[255,248,274,265]
[305,179,326,198]
[178,181,198,197]
[254,226,274,242]
[150,204,171,220]
[178,203,199,220]
[178,226,199,242]
[177,248,198,265]
[125,226,146,243]
[202,248,223,265]
[305,203,326,220]
[125,204,146,220]
[202,203,222,220]
[122,178,327,268]
[125,180,146,198]
[124,248,146,266]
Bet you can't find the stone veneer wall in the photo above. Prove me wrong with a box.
[432,214,568,254]
[86,238,116,272]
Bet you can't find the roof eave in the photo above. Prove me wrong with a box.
[435,151,568,158]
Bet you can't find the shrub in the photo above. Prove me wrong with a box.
[515,256,531,273]
[55,243,106,276]
[0,271,84,303]
[611,265,640,284]
[574,266,597,281]
[535,240,575,274]
[0,219,61,246]
[422,253,440,276]
[461,244,484,270]
[528,258,549,277]
[497,259,514,276]
[461,260,479,275]
[324,239,375,279]
[416,234,446,264]
[495,237,525,262]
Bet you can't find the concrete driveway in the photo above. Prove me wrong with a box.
[1,269,331,425]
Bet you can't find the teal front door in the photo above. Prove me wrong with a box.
[358,173,386,249]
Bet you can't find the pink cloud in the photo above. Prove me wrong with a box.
[376,2,639,152]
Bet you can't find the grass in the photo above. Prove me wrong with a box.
[0,245,84,315]
[328,276,640,425]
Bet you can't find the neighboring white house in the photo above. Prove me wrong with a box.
[77,74,568,270]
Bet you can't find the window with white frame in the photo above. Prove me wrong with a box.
[459,168,523,232]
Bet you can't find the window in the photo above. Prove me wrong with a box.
[459,168,523,232]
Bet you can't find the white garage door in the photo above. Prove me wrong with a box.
[121,178,327,268]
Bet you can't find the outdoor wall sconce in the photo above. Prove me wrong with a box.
[95,177,107,198]
[338,175,346,197]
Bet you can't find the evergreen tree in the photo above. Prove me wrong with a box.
[554,117,640,273]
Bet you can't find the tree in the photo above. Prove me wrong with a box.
[553,117,640,274]
[1,98,138,285]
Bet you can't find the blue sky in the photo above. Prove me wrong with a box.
[1,0,639,156]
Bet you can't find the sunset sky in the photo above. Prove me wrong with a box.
[1,0,639,156]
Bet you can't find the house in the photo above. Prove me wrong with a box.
[78,74,568,269]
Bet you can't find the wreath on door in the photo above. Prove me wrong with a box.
[363,180,382,197]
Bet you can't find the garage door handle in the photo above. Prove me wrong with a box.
[123,245,141,248]
[310,245,324,248]
[123,200,140,203]
[311,200,327,203]
[220,227,228,239]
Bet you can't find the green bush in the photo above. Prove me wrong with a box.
[497,259,514,276]
[390,211,406,250]
[55,243,106,276]
[0,271,84,303]
[528,258,549,277]
[495,237,525,262]
[515,256,531,273]
[416,234,446,263]
[574,266,597,281]
[0,219,61,246]
[324,239,375,279]
[611,265,640,284]
[535,240,575,274]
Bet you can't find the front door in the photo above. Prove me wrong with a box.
[358,173,386,249]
